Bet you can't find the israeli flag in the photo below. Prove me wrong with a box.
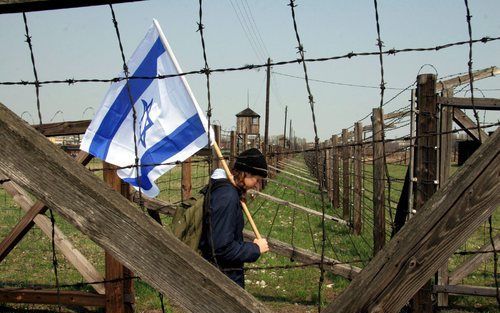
[81,19,213,198]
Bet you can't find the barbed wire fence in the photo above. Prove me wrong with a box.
[0,0,499,311]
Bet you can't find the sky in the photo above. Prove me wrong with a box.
[0,0,499,141]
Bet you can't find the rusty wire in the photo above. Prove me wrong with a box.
[1,36,498,87]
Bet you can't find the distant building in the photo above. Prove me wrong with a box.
[236,107,261,150]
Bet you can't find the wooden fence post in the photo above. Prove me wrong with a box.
[411,73,438,313]
[353,122,363,235]
[181,158,192,201]
[103,162,134,313]
[342,129,350,222]
[372,108,385,255]
[436,87,454,307]
[325,141,332,201]
[331,135,340,208]
[230,130,237,165]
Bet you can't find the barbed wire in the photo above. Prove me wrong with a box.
[21,12,42,125]
[1,36,498,87]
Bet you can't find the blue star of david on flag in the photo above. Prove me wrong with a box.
[139,99,154,148]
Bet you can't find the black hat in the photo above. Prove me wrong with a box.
[233,148,268,178]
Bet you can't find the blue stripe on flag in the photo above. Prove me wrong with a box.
[122,113,206,190]
[88,38,166,159]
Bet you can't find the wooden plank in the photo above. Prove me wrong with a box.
[242,230,361,280]
[0,200,47,262]
[0,102,270,313]
[438,96,500,110]
[247,189,349,226]
[372,108,385,255]
[453,108,489,143]
[353,122,362,235]
[449,234,500,285]
[436,66,499,92]
[0,0,144,14]
[33,120,90,137]
[0,289,105,307]
[324,129,500,313]
[342,129,350,221]
[433,285,499,297]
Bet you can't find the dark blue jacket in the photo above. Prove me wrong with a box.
[199,178,260,288]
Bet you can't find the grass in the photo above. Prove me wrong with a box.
[0,156,498,312]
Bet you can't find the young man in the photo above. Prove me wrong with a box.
[199,148,269,288]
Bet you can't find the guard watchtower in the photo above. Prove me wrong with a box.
[236,107,260,150]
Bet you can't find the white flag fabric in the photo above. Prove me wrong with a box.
[81,19,213,198]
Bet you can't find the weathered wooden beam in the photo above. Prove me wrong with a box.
[0,102,270,313]
[453,107,489,143]
[436,66,499,92]
[242,230,361,280]
[0,0,144,14]
[0,199,47,262]
[384,110,410,120]
[0,289,106,307]
[0,175,105,294]
[433,285,499,298]
[449,234,500,285]
[438,96,500,110]
[33,120,90,137]
[325,129,500,313]
[247,189,349,226]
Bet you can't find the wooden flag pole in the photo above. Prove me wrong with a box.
[212,142,263,240]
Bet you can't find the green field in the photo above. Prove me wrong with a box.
[0,156,498,312]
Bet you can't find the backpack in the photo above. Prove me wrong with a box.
[171,179,232,252]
